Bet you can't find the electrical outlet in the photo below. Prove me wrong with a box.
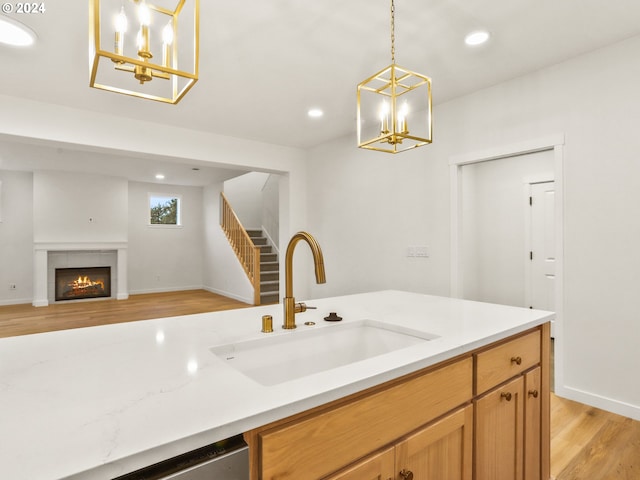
[9,284,16,290]
[406,246,429,258]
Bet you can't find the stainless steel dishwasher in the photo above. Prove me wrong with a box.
[112,434,249,480]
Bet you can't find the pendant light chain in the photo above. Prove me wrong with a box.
[390,0,396,64]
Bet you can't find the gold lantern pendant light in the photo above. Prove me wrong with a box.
[89,0,199,104]
[357,0,432,153]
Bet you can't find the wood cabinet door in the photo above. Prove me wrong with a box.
[476,375,524,480]
[323,446,395,480]
[257,358,472,480]
[524,367,542,480]
[395,405,473,480]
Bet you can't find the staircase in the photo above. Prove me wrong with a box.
[247,230,280,305]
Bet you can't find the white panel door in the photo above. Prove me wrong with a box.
[529,182,556,326]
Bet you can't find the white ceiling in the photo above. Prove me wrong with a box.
[0,138,246,186]
[1,1,640,183]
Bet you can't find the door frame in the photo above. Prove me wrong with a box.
[449,134,565,388]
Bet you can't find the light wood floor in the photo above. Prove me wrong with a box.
[0,289,250,338]
[0,290,638,479]
[551,394,640,479]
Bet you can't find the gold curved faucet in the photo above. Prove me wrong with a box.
[283,231,326,329]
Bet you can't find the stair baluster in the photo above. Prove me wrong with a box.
[220,193,262,305]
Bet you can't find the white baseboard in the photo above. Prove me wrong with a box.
[131,285,253,306]
[203,286,253,305]
[555,385,640,421]
[128,285,203,296]
[0,297,33,306]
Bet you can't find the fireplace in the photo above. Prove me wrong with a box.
[55,267,112,302]
[33,243,127,307]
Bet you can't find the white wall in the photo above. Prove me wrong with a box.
[261,174,280,248]
[127,182,204,294]
[223,171,281,249]
[306,138,449,298]
[307,35,640,420]
[33,171,128,243]
[462,150,554,306]
[0,95,304,175]
[1,169,243,301]
[202,183,254,303]
[0,171,33,305]
[223,172,269,229]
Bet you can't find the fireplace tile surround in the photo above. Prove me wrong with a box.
[33,243,128,307]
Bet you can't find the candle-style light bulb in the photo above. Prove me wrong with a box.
[115,6,128,33]
[133,0,152,83]
[398,101,409,133]
[379,100,390,134]
[138,1,151,26]
[113,6,127,59]
[114,7,128,33]
[136,0,152,58]
[162,22,174,67]
[162,22,174,45]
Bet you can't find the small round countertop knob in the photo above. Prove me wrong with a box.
[261,315,273,333]
[324,312,343,322]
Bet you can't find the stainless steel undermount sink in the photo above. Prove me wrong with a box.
[210,319,439,386]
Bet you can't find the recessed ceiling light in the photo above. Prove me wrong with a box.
[308,108,324,118]
[464,30,490,47]
[0,16,37,47]
[155,174,165,180]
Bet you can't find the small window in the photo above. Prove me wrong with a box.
[149,194,181,226]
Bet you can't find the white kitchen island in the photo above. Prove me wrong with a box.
[0,290,553,479]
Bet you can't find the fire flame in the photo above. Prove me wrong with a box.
[69,275,105,291]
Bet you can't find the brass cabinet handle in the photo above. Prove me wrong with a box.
[399,469,414,480]
[501,392,513,401]
[510,356,522,365]
[528,389,539,398]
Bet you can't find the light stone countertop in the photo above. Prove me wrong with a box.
[0,290,554,480]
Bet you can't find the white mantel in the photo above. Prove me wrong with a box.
[33,242,128,307]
